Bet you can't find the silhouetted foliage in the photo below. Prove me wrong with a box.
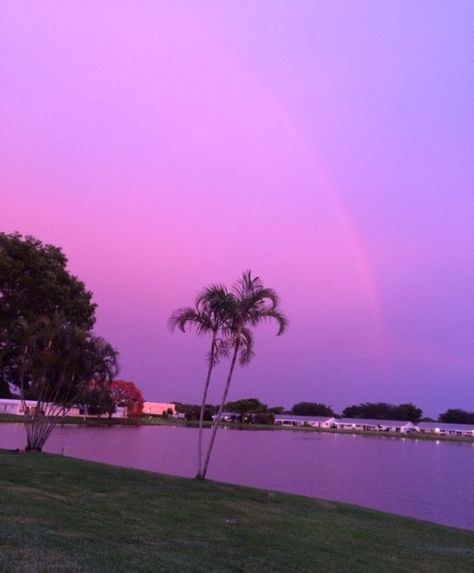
[438,409,474,424]
[173,402,217,421]
[80,382,116,417]
[342,402,422,422]
[13,315,118,450]
[225,398,268,414]
[170,284,234,477]
[201,271,287,479]
[291,402,335,417]
[269,406,285,415]
[250,412,275,425]
[0,233,96,397]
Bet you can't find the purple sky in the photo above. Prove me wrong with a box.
[1,2,473,417]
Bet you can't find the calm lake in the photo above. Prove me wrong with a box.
[1,423,473,530]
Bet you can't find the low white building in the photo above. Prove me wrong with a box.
[274,415,336,428]
[0,398,127,418]
[335,418,417,433]
[0,398,63,416]
[417,421,474,438]
[0,398,38,415]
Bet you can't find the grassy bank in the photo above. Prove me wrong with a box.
[0,452,473,572]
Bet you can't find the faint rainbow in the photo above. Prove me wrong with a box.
[253,90,387,353]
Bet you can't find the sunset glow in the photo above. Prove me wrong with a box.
[1,1,473,416]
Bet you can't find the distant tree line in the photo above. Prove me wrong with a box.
[438,409,474,424]
[341,402,423,423]
[169,399,474,425]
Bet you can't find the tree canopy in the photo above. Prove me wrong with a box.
[438,409,474,424]
[342,402,423,423]
[291,402,335,417]
[0,233,97,397]
[224,398,268,414]
[110,380,144,419]
[13,315,119,450]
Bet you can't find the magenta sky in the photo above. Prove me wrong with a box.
[1,2,473,417]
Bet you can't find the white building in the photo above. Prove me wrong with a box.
[0,398,35,415]
[417,421,474,438]
[274,415,336,428]
[211,411,237,422]
[0,398,127,418]
[335,418,418,433]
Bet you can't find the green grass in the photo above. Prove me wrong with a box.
[0,452,473,572]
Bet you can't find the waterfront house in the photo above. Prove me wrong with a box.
[0,398,38,415]
[335,418,417,433]
[273,415,336,428]
[417,421,474,438]
[0,398,127,418]
[211,412,239,423]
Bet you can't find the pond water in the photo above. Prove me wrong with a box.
[1,422,473,530]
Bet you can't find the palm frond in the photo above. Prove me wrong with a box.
[168,307,203,333]
[237,327,255,365]
[250,308,288,335]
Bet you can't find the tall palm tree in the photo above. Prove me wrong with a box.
[201,271,287,479]
[169,285,234,479]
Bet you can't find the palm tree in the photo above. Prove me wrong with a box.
[169,285,234,479]
[201,271,287,479]
[14,315,119,451]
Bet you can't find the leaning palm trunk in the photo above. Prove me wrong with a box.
[195,332,217,479]
[201,340,240,480]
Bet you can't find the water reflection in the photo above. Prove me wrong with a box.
[0,422,473,530]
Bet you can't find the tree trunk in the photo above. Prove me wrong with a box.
[195,332,217,479]
[25,417,55,451]
[201,340,240,480]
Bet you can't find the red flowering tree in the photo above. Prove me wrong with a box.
[110,380,144,419]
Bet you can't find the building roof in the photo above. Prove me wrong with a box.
[274,415,335,422]
[418,421,474,432]
[337,418,415,427]
[0,398,38,406]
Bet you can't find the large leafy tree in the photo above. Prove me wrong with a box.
[439,409,474,424]
[342,402,423,423]
[169,285,234,478]
[109,380,144,419]
[80,379,144,419]
[225,398,268,415]
[291,402,335,417]
[201,271,287,479]
[14,315,119,450]
[0,233,96,397]
[79,383,116,417]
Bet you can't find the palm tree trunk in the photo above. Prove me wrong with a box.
[201,340,240,480]
[195,332,217,479]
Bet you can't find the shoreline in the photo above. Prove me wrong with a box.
[1,413,473,444]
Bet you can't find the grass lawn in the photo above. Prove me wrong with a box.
[0,451,473,572]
